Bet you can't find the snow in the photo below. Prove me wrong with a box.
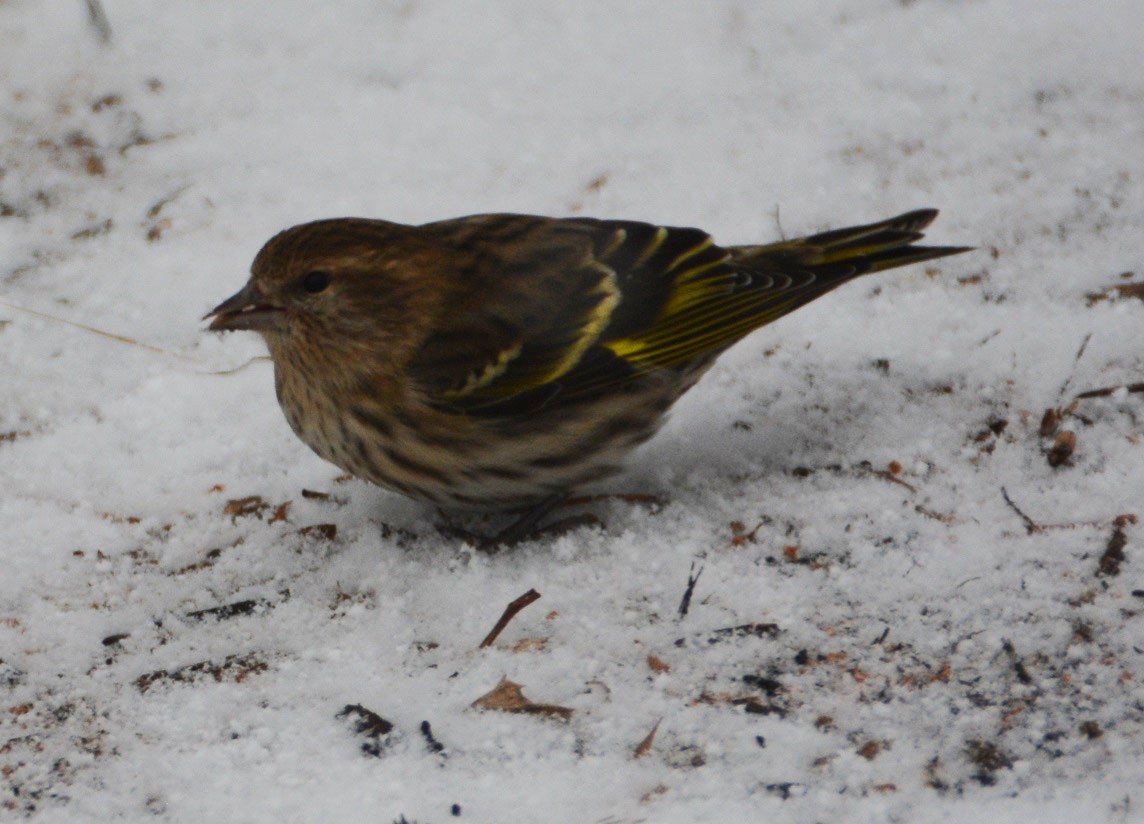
[2,0,1143,821]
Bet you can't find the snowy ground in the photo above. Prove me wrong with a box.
[2,1,1143,821]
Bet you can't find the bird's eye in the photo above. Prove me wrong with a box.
[301,270,332,294]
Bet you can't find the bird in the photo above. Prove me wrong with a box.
[206,209,969,546]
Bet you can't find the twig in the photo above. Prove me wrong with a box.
[1074,382,1144,400]
[84,0,113,44]
[915,504,957,524]
[678,561,702,618]
[1057,332,1092,400]
[1000,487,1041,534]
[864,466,918,493]
[789,461,919,493]
[478,588,541,649]
[1073,332,1092,362]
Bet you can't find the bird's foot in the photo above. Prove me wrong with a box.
[440,492,661,552]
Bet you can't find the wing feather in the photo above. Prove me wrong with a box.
[407,210,967,415]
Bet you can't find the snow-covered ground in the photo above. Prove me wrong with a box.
[2,1,1142,821]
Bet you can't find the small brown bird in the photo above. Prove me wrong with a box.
[207,210,968,545]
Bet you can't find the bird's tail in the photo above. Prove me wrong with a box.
[587,209,969,381]
[734,208,971,276]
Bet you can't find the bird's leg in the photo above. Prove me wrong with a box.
[442,492,657,550]
[478,493,571,552]
[561,492,665,508]
[465,492,664,551]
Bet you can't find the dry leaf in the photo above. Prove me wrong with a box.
[634,719,661,758]
[224,496,268,518]
[471,677,572,721]
[1047,430,1076,467]
[298,523,337,541]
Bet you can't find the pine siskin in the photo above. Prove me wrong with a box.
[207,209,968,544]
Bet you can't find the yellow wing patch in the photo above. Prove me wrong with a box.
[446,340,524,398]
[539,261,621,385]
[443,262,621,401]
[629,226,669,270]
[602,236,736,369]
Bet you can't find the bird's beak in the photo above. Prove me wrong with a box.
[204,281,283,332]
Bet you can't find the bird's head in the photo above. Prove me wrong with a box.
[205,218,443,361]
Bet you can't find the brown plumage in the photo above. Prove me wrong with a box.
[206,209,968,544]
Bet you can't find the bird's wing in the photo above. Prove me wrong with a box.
[408,211,966,414]
[406,215,632,408]
[407,214,744,413]
[594,209,968,377]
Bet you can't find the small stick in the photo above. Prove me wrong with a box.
[85,0,113,43]
[678,562,703,618]
[1000,487,1040,534]
[478,588,541,649]
[867,467,918,493]
[1057,332,1092,399]
[1075,382,1144,400]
